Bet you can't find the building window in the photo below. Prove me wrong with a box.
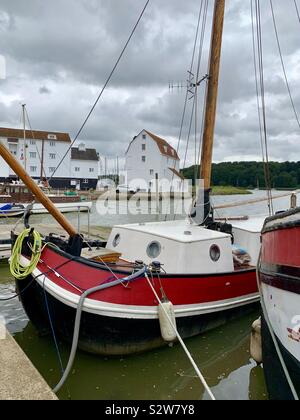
[142,134,146,140]
[75,167,80,172]
[48,134,57,140]
[30,166,37,173]
[164,146,168,153]
[150,169,154,175]
[30,140,36,145]
[10,150,17,156]
[30,152,37,158]
[142,144,146,151]
[83,179,89,184]
[49,167,56,173]
[49,153,56,159]
[50,141,56,147]
[89,168,94,173]
[142,156,146,162]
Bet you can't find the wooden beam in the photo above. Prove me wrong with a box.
[0,141,77,237]
[200,0,226,190]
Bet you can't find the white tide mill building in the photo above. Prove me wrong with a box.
[125,130,186,193]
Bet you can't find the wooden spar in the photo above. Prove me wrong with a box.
[0,141,77,237]
[200,0,225,190]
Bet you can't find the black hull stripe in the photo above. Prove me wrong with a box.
[261,262,300,280]
[259,264,300,295]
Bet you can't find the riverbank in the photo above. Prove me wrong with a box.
[211,186,252,195]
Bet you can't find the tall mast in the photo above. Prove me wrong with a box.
[200,0,225,190]
[22,104,27,171]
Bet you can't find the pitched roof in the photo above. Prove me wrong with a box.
[145,130,180,160]
[0,127,71,142]
[71,147,99,161]
[169,167,185,180]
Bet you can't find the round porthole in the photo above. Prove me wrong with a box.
[112,233,121,248]
[147,241,161,259]
[210,244,221,262]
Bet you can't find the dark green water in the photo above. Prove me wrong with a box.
[0,264,268,400]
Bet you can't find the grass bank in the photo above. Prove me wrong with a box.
[211,186,252,195]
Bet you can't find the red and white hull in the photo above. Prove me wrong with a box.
[259,208,300,400]
[17,244,259,355]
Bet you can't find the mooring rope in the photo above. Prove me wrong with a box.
[144,272,216,401]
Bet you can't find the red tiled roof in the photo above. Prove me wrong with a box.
[0,127,71,142]
[145,130,180,160]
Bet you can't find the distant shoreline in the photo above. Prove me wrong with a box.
[211,186,252,195]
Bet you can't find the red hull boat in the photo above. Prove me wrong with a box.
[259,207,300,400]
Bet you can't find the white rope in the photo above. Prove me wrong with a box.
[145,272,216,401]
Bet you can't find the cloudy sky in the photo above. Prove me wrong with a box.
[0,0,299,170]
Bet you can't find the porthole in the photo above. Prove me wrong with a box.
[210,244,221,262]
[147,241,161,259]
[112,233,121,248]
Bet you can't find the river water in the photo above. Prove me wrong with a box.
[0,190,297,400]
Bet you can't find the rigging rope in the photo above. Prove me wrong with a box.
[144,272,216,401]
[49,0,151,182]
[251,0,274,216]
[294,0,300,24]
[269,0,300,131]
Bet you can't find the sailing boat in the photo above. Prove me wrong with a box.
[3,0,264,356]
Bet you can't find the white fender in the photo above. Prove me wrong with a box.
[158,301,177,343]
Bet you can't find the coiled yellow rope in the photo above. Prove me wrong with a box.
[10,229,42,280]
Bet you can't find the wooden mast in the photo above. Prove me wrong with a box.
[0,141,77,237]
[200,0,225,190]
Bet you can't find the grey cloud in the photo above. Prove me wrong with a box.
[0,0,299,163]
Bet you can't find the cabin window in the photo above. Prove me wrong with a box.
[49,167,56,173]
[89,168,94,173]
[142,156,146,163]
[30,140,36,145]
[147,241,161,259]
[30,152,37,158]
[30,166,37,173]
[49,153,56,159]
[83,179,89,184]
[210,244,221,262]
[75,167,80,172]
[150,169,154,175]
[142,144,146,151]
[112,233,121,248]
[164,146,168,153]
[50,141,56,147]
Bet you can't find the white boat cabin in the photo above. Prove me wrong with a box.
[106,218,265,275]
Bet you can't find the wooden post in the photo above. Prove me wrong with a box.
[200,0,226,190]
[0,141,77,237]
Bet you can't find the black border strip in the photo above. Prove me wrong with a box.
[260,263,300,295]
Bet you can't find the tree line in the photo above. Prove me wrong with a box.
[181,161,300,189]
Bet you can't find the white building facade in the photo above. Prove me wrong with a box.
[125,130,186,193]
[0,128,98,190]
